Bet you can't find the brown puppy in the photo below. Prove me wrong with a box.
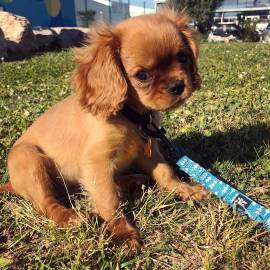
[2,9,207,252]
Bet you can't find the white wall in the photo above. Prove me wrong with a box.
[74,0,155,26]
[130,5,155,17]
[75,0,130,25]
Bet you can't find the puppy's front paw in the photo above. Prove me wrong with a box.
[113,229,141,254]
[110,217,141,254]
[54,208,83,228]
[120,234,141,255]
[176,183,209,201]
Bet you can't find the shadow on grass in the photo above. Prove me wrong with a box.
[168,123,270,166]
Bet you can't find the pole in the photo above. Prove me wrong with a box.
[144,0,145,15]
[128,0,130,18]
[109,0,112,23]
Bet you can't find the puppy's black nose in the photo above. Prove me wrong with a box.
[167,80,185,95]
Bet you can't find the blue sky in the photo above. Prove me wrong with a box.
[129,0,155,9]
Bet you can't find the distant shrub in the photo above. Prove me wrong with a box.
[198,32,209,43]
[237,16,260,42]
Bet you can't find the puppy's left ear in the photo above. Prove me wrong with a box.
[179,24,201,90]
[159,8,201,89]
[72,24,127,118]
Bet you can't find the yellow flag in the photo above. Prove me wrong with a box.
[44,0,61,17]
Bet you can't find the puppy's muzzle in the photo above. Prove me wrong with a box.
[166,80,185,95]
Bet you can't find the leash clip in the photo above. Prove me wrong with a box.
[121,105,183,160]
[142,120,181,161]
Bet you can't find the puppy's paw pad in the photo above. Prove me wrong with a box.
[123,238,141,255]
[112,230,141,254]
[177,184,209,201]
[192,186,209,200]
[55,209,83,228]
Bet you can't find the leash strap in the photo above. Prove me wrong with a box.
[121,105,270,232]
[176,155,270,232]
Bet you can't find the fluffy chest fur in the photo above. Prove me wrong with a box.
[106,119,146,172]
[15,96,146,182]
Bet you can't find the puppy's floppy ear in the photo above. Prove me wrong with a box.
[159,8,199,59]
[159,8,201,90]
[72,24,127,118]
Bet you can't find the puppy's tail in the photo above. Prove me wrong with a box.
[0,181,14,193]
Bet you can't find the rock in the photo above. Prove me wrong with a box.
[52,27,88,49]
[0,12,90,61]
[51,27,89,35]
[33,27,57,51]
[223,35,237,43]
[0,28,7,61]
[0,11,36,59]
[264,33,270,43]
[207,32,238,43]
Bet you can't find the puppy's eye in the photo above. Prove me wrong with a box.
[177,53,188,63]
[135,70,152,81]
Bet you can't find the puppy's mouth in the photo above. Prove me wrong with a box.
[167,96,189,110]
[145,94,190,113]
[162,85,193,111]
[162,97,189,111]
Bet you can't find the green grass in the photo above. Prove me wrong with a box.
[0,43,270,269]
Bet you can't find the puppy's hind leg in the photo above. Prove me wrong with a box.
[0,181,14,193]
[8,143,81,227]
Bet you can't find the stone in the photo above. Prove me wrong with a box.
[264,33,270,43]
[0,28,7,61]
[208,32,238,43]
[52,27,89,49]
[33,27,57,51]
[0,11,36,59]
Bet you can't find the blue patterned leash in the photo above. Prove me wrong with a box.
[176,155,270,232]
[144,119,270,232]
[121,105,270,232]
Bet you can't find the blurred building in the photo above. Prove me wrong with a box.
[155,0,270,25]
[154,0,165,10]
[129,0,155,17]
[0,0,155,27]
[214,0,270,25]
[75,0,154,26]
[75,0,129,25]
[0,0,77,27]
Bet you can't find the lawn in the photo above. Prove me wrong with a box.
[0,42,270,269]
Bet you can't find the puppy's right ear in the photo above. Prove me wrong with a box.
[158,8,199,59]
[71,24,127,119]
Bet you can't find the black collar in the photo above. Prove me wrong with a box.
[121,104,152,127]
[121,104,159,138]
[120,104,183,160]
